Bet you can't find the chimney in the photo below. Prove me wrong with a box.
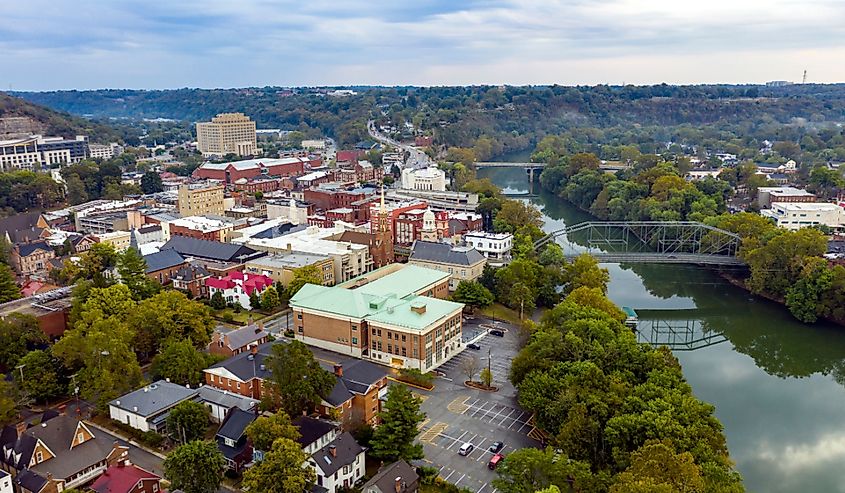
[251,345,259,356]
[333,364,343,377]
[395,477,403,493]
[15,421,28,437]
[329,445,337,458]
[257,321,264,333]
[58,404,67,416]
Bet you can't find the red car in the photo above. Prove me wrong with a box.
[488,453,505,470]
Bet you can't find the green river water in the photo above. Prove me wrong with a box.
[479,165,845,493]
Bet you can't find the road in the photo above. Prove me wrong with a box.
[367,120,434,170]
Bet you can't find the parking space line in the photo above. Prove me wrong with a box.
[488,405,507,423]
[444,470,456,482]
[446,431,468,450]
[498,408,516,426]
[456,474,466,486]
[478,484,487,493]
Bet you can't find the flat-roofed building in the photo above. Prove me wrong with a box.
[290,264,462,370]
[244,251,335,287]
[178,183,225,216]
[400,166,446,191]
[758,186,817,208]
[761,202,845,231]
[196,113,257,157]
[0,134,89,171]
[463,231,513,265]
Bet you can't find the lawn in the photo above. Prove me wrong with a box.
[478,302,523,325]
[211,307,251,325]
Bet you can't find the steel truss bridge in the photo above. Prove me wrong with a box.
[534,221,744,266]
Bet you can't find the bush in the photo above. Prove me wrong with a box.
[397,368,435,389]
[222,312,234,323]
[417,466,439,485]
[141,430,164,448]
[284,329,295,338]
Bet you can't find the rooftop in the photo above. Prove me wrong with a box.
[769,202,843,211]
[247,252,331,270]
[109,381,199,418]
[170,216,233,232]
[409,240,486,266]
[91,463,160,493]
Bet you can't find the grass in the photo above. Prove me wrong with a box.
[211,308,251,325]
[479,302,523,325]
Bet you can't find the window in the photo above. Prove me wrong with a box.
[372,328,376,335]
[377,329,382,337]
[387,344,392,353]
[387,332,392,340]
[36,451,43,462]
[297,313,302,320]
[352,337,358,344]
[351,324,357,331]
[152,485,159,493]
[77,432,84,443]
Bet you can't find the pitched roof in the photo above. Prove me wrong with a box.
[324,379,354,407]
[338,359,387,394]
[13,469,47,493]
[0,211,42,241]
[409,241,485,266]
[10,227,46,244]
[27,415,122,481]
[196,385,259,412]
[143,249,186,273]
[292,416,337,449]
[311,432,365,477]
[109,381,199,418]
[217,324,269,351]
[217,408,256,442]
[206,272,273,296]
[91,463,160,493]
[17,241,51,257]
[162,236,263,263]
[172,263,211,282]
[363,460,418,493]
[207,342,274,382]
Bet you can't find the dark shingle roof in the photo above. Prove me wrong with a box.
[324,379,353,407]
[143,249,186,273]
[340,360,387,393]
[409,241,485,266]
[293,416,337,449]
[0,211,42,241]
[217,324,268,351]
[217,408,256,442]
[13,469,47,492]
[162,236,264,263]
[363,460,418,493]
[311,432,364,477]
[17,241,51,257]
[27,415,122,481]
[173,263,211,282]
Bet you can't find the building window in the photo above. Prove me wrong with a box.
[387,332,392,340]
[77,432,84,443]
[36,451,43,463]
[297,313,303,320]
[352,337,358,345]
[351,324,357,331]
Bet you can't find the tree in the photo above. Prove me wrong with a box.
[510,282,534,320]
[163,441,225,493]
[128,290,214,357]
[452,281,494,309]
[370,384,425,461]
[261,285,280,311]
[563,254,611,294]
[76,242,118,288]
[0,378,17,424]
[0,264,20,303]
[493,200,543,234]
[246,411,300,453]
[286,264,324,298]
[461,356,480,383]
[65,174,88,205]
[167,400,210,444]
[117,247,159,300]
[151,339,215,387]
[786,257,834,323]
[14,350,65,403]
[479,367,493,387]
[242,437,314,493]
[610,440,704,493]
[140,171,163,194]
[265,340,335,416]
[493,447,598,493]
[0,313,45,369]
[210,291,226,310]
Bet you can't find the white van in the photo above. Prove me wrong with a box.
[458,443,474,456]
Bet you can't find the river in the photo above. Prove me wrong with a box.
[478,166,845,493]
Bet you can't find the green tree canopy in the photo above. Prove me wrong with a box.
[140,171,164,194]
[167,400,210,444]
[265,341,335,416]
[128,290,214,357]
[242,437,314,493]
[610,440,706,493]
[117,247,160,300]
[0,313,45,370]
[151,339,216,387]
[261,285,280,311]
[14,350,65,403]
[286,264,324,298]
[246,411,301,453]
[0,264,21,303]
[163,440,225,493]
[369,384,426,462]
[451,280,494,309]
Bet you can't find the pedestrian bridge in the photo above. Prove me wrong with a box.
[534,221,744,266]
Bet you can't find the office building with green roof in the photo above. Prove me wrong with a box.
[290,264,465,370]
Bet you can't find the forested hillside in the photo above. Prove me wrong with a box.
[0,92,126,143]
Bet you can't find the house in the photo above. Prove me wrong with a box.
[209,323,270,357]
[0,471,10,493]
[308,432,366,493]
[203,343,388,429]
[362,460,419,493]
[215,408,256,473]
[0,212,47,244]
[170,263,211,298]
[292,416,338,456]
[108,381,199,433]
[89,461,163,493]
[10,241,55,276]
[206,271,275,310]
[463,232,512,266]
[196,385,259,423]
[408,241,486,290]
[70,234,98,253]
[0,412,130,492]
[142,249,188,285]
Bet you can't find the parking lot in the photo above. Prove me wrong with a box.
[414,318,539,493]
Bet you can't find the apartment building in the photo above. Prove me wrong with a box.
[758,186,817,209]
[244,251,335,287]
[177,183,225,216]
[196,113,257,157]
[761,202,845,231]
[0,135,89,171]
[290,265,463,370]
[463,231,513,265]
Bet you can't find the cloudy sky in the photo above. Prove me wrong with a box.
[2,0,845,90]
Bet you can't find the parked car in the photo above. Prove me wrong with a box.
[490,329,505,337]
[458,443,474,456]
[488,453,505,469]
[489,441,504,453]
[467,343,481,350]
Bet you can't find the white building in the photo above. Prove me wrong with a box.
[109,381,199,433]
[0,470,10,493]
[302,139,327,150]
[464,231,513,265]
[307,432,366,493]
[400,166,446,191]
[89,143,124,160]
[761,202,845,231]
[266,198,310,224]
[757,186,816,208]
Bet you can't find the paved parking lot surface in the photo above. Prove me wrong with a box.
[413,319,539,493]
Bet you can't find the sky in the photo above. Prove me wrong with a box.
[2,0,845,91]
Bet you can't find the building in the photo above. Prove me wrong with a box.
[267,199,312,224]
[415,135,434,147]
[290,264,463,370]
[409,241,486,290]
[363,460,419,493]
[297,171,332,188]
[196,113,257,157]
[204,343,387,429]
[168,216,234,242]
[93,231,132,251]
[307,432,366,493]
[758,187,817,209]
[108,381,200,433]
[301,139,327,150]
[0,471,10,493]
[292,417,338,456]
[88,143,124,161]
[400,166,446,191]
[206,271,275,309]
[761,202,845,231]
[10,241,54,276]
[160,236,265,264]
[244,252,335,287]
[463,232,513,265]
[193,157,311,183]
[143,249,188,285]
[215,408,256,473]
[89,462,163,493]
[209,323,270,357]
[0,135,89,171]
[177,183,225,217]
[196,385,259,423]
[0,413,130,492]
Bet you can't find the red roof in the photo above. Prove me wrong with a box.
[336,150,360,163]
[206,271,274,296]
[90,463,160,493]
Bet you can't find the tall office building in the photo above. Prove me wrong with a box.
[177,183,225,217]
[196,113,257,157]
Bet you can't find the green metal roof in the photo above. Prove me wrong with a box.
[622,306,637,318]
[353,264,449,299]
[365,295,463,331]
[291,284,378,319]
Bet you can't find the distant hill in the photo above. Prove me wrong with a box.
[0,92,125,143]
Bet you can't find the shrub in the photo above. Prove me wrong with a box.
[417,466,439,485]
[398,368,435,389]
[222,312,234,323]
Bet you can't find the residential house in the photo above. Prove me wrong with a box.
[70,235,98,254]
[0,212,47,244]
[196,385,259,424]
[208,323,270,357]
[363,460,419,493]
[89,461,163,493]
[215,408,256,473]
[170,263,211,298]
[142,249,188,285]
[408,241,486,290]
[108,381,199,433]
[307,432,366,493]
[292,417,338,456]
[0,412,130,492]
[10,242,55,276]
[206,271,274,309]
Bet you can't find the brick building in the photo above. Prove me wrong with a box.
[209,323,269,357]
[194,157,314,183]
